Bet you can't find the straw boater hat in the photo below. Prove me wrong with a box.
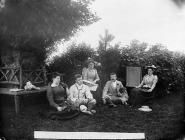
[138,105,152,112]
[146,65,156,69]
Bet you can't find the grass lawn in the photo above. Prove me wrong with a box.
[0,92,184,140]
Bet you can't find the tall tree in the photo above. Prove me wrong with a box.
[172,0,185,7]
[0,0,98,67]
[98,29,115,52]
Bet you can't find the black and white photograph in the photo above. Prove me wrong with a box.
[0,0,185,139]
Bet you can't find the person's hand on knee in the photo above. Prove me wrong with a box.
[147,88,153,92]
[74,99,81,107]
[89,98,96,105]
[102,98,106,104]
[57,106,66,112]
[117,92,122,97]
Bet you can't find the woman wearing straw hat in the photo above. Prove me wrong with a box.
[129,65,158,107]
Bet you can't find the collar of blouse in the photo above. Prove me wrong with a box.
[51,83,60,87]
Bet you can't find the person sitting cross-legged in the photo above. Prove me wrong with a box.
[68,74,96,115]
[102,73,128,107]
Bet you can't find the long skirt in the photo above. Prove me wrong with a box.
[48,100,80,120]
[129,88,155,106]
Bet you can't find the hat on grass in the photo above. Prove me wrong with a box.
[138,106,152,112]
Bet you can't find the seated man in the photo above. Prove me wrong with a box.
[102,73,128,107]
[68,74,96,115]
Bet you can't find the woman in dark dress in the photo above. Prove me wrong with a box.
[47,74,79,120]
[129,65,158,106]
[47,74,69,111]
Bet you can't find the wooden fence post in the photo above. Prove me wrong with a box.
[19,66,23,89]
[43,66,47,85]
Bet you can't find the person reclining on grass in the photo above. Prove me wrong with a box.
[102,73,128,107]
[47,73,79,120]
[68,74,96,115]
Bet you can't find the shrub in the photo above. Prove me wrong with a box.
[119,41,184,92]
[49,39,185,92]
[48,43,95,84]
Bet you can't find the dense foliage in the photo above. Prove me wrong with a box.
[48,43,95,84]
[0,0,98,68]
[119,41,184,92]
[49,38,185,92]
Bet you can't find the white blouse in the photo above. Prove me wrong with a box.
[142,74,158,88]
[82,68,99,82]
[68,84,93,102]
